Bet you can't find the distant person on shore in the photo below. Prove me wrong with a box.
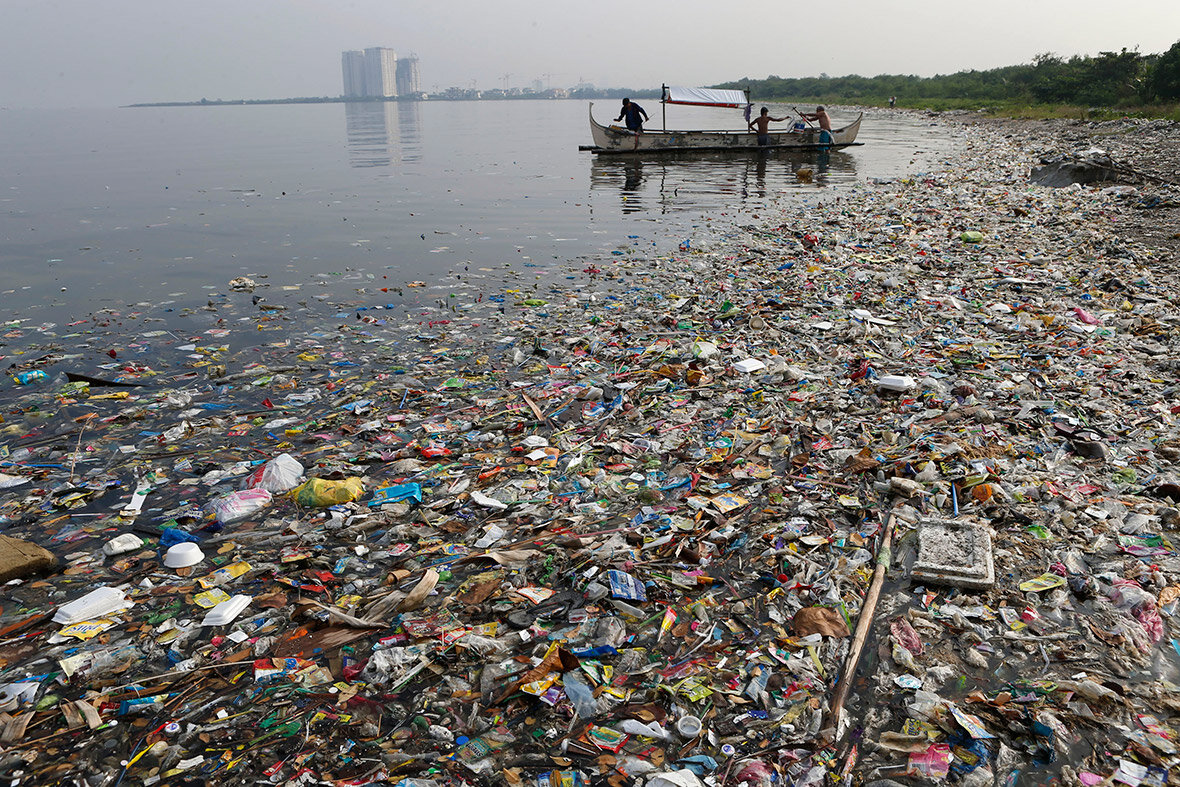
[748,106,787,146]
[615,98,649,149]
[889,96,896,109]
[799,106,833,144]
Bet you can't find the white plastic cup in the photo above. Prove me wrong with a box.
[676,714,703,738]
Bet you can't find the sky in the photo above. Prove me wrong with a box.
[5,0,1180,108]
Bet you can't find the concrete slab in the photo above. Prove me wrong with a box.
[910,519,995,590]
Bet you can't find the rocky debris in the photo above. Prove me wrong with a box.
[1031,151,1120,187]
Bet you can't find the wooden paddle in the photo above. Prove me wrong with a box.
[791,106,818,129]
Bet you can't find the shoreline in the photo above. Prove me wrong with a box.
[0,114,1178,782]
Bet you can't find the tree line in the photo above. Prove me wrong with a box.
[715,40,1180,107]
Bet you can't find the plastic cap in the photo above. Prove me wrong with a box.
[164,542,206,568]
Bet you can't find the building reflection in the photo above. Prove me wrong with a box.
[343,101,422,168]
[396,102,421,161]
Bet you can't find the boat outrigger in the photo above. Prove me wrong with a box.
[587,85,862,154]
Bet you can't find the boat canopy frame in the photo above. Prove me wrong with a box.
[660,84,752,130]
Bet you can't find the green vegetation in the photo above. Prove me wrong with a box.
[716,40,1180,119]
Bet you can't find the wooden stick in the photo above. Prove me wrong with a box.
[826,514,895,741]
[791,106,817,129]
[1110,161,1180,187]
[520,393,551,428]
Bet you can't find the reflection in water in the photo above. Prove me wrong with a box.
[396,102,421,161]
[753,153,767,199]
[815,150,832,187]
[343,101,422,168]
[621,159,644,213]
[589,148,858,214]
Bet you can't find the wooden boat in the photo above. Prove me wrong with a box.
[587,86,862,154]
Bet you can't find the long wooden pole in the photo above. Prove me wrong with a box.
[791,106,817,129]
[827,514,895,740]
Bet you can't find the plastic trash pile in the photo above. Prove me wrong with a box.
[0,115,1177,786]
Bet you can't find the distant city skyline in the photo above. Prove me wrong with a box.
[342,47,417,99]
[3,1,1180,108]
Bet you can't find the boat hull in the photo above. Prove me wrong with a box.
[588,103,862,154]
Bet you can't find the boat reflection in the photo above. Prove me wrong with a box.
[343,101,422,168]
[589,148,857,214]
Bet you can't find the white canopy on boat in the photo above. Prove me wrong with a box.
[662,86,750,108]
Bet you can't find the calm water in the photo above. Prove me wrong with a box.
[0,101,957,325]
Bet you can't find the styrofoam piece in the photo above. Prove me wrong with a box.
[164,542,206,568]
[732,358,767,374]
[470,490,508,510]
[53,587,131,624]
[911,519,995,590]
[647,771,705,787]
[201,594,252,626]
[103,533,144,557]
[877,374,917,392]
[850,308,898,326]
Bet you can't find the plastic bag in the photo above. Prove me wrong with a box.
[562,670,598,719]
[206,488,273,524]
[691,341,718,359]
[291,477,365,507]
[241,453,304,493]
[13,370,48,385]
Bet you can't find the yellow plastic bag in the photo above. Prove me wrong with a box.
[291,477,364,507]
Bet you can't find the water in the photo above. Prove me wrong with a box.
[0,101,957,327]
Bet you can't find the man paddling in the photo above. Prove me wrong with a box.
[798,106,833,144]
[748,106,787,146]
[615,98,649,149]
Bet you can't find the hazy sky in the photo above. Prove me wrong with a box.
[6,0,1180,108]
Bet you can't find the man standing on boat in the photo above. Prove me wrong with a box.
[615,98,649,149]
[799,106,833,144]
[748,106,787,146]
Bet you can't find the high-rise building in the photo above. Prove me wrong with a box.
[342,47,415,99]
[341,50,367,98]
[364,47,398,98]
[396,57,421,96]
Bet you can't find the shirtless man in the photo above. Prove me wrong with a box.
[799,106,833,144]
[748,106,787,146]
